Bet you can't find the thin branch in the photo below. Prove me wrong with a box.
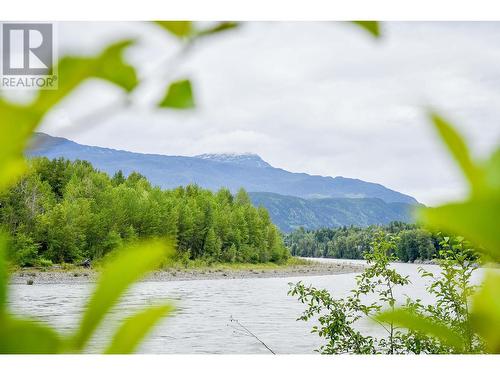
[229,317,276,354]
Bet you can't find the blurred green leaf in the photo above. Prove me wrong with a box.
[0,40,138,194]
[158,79,195,109]
[430,112,484,194]
[72,239,174,350]
[155,21,193,39]
[94,40,138,93]
[0,100,40,192]
[33,39,138,115]
[418,198,500,261]
[196,21,239,38]
[105,304,173,354]
[377,309,465,351]
[485,147,500,192]
[471,272,500,353]
[0,316,61,354]
[350,21,381,38]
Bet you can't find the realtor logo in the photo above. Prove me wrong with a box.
[1,23,57,89]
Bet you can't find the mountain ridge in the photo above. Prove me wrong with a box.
[28,132,418,205]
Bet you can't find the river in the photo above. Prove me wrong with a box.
[8,259,484,354]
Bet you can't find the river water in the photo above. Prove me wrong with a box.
[8,259,483,354]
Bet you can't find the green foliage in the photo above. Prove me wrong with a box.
[0,238,174,353]
[0,20,239,355]
[0,20,234,199]
[0,315,62,354]
[377,309,466,353]
[0,100,38,192]
[9,233,38,267]
[350,21,381,38]
[2,236,58,357]
[0,35,204,353]
[380,236,483,353]
[73,239,174,350]
[289,232,414,354]
[420,199,500,261]
[154,21,239,40]
[430,114,484,192]
[105,305,174,354]
[285,222,440,262]
[33,40,138,115]
[196,22,239,38]
[0,40,138,197]
[377,112,500,353]
[155,21,194,39]
[1,157,288,266]
[159,79,195,109]
[290,231,483,354]
[419,112,500,261]
[471,272,500,353]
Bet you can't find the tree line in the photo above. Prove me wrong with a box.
[0,157,289,266]
[284,222,444,262]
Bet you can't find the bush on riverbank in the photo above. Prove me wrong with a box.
[289,232,484,354]
[0,157,289,266]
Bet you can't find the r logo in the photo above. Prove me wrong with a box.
[2,23,53,75]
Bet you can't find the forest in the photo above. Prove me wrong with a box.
[284,222,447,262]
[0,157,289,266]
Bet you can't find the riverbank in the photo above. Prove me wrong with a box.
[10,259,365,285]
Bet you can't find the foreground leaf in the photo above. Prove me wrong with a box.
[158,79,195,109]
[485,147,500,192]
[196,22,239,38]
[0,40,138,193]
[33,39,138,115]
[429,112,484,194]
[471,272,500,353]
[105,304,174,354]
[72,239,174,350]
[350,21,381,38]
[0,316,61,354]
[0,100,40,192]
[155,21,193,39]
[94,40,139,93]
[418,199,500,261]
[377,309,465,352]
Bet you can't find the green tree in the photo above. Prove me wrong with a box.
[289,232,412,354]
[378,113,500,353]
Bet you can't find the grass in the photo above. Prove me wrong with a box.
[11,256,317,274]
[161,256,316,271]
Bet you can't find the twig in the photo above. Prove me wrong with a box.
[229,316,276,354]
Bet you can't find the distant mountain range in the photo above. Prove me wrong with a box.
[28,132,418,232]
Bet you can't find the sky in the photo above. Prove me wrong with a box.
[30,21,500,205]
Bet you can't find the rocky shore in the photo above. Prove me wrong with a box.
[10,261,365,285]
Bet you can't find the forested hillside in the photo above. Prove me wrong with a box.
[284,222,442,262]
[249,192,415,232]
[0,157,289,266]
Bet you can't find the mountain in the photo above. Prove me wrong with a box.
[28,132,417,204]
[27,133,418,231]
[249,192,415,233]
